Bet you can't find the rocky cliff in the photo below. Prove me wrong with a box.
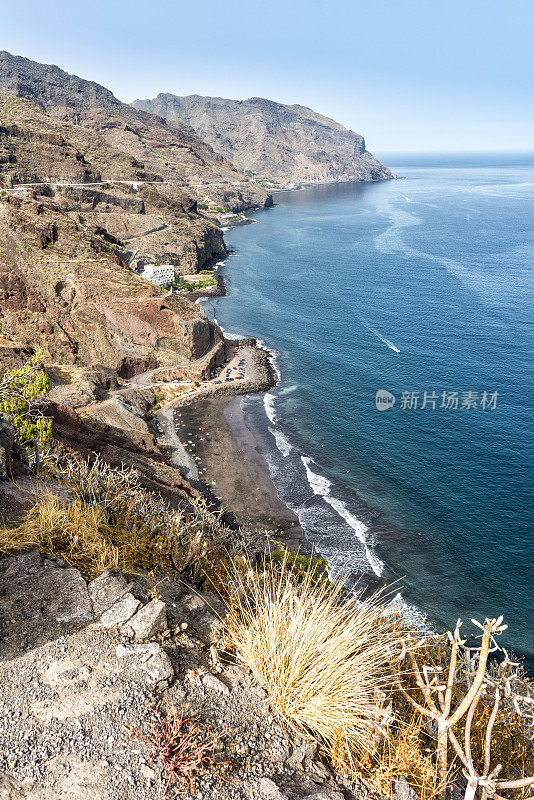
[0,183,223,371]
[0,90,230,374]
[0,52,272,212]
[133,94,392,186]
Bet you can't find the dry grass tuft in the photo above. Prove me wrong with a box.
[224,552,406,775]
[0,455,233,581]
[359,711,445,800]
[0,491,172,579]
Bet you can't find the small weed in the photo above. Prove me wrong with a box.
[132,705,227,797]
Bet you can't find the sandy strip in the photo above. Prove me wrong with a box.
[176,396,305,547]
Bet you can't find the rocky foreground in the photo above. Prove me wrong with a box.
[0,409,385,800]
[0,551,374,800]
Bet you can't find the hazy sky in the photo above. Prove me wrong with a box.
[2,0,532,153]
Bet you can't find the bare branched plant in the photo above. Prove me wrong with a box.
[397,617,534,800]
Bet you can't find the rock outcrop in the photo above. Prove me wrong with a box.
[0,187,219,369]
[0,51,272,213]
[133,94,392,186]
[0,415,29,479]
[0,553,364,799]
[44,400,202,505]
[0,59,270,375]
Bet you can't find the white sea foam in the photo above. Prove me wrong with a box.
[371,195,518,306]
[213,318,247,339]
[386,592,432,632]
[374,199,422,256]
[264,392,277,425]
[279,384,297,396]
[301,456,333,496]
[301,456,383,577]
[269,426,292,457]
[324,495,384,576]
[256,338,281,381]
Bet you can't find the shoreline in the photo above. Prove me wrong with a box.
[177,395,306,549]
[154,334,306,547]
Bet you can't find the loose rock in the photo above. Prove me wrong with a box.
[123,598,167,640]
[99,593,141,628]
[88,570,129,616]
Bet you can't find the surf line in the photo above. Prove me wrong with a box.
[359,319,401,353]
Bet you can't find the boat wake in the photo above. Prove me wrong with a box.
[360,319,401,353]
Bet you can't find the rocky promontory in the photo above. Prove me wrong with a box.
[133,94,392,187]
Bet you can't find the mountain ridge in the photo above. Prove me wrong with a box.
[132,92,392,186]
[0,51,271,213]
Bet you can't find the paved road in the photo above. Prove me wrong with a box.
[129,322,217,388]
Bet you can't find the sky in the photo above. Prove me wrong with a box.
[1,0,533,153]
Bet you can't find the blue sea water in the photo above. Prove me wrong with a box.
[205,153,534,660]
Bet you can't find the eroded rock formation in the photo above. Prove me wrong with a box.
[133,94,392,186]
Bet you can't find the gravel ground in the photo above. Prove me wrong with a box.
[0,554,372,800]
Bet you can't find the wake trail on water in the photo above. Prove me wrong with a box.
[359,319,401,353]
[372,194,530,307]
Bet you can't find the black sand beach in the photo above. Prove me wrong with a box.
[177,395,305,548]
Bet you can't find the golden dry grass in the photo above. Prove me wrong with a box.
[224,553,406,775]
[0,455,235,583]
[0,491,175,579]
[359,711,445,800]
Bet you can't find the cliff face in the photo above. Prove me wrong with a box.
[0,77,239,374]
[0,96,148,185]
[0,52,272,212]
[0,185,220,371]
[133,94,392,186]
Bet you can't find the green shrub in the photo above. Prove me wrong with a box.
[271,547,329,586]
[0,350,51,448]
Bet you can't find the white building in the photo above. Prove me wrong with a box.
[141,263,175,287]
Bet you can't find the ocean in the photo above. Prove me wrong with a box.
[204,153,534,661]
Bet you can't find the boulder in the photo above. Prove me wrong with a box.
[285,741,318,769]
[116,642,174,687]
[87,570,128,616]
[99,593,140,628]
[201,672,230,696]
[0,552,93,626]
[245,777,288,800]
[123,598,167,640]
